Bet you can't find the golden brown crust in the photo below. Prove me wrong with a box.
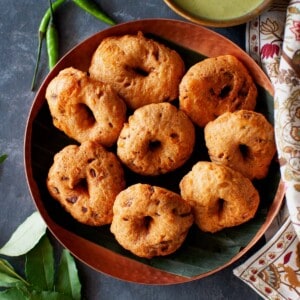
[46,67,126,147]
[180,161,260,233]
[47,141,126,226]
[204,110,276,180]
[117,102,195,175]
[89,32,185,110]
[110,183,194,258]
[179,55,257,127]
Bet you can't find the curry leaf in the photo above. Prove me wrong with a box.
[0,212,83,298]
[0,273,21,288]
[0,272,25,289]
[0,211,47,257]
[29,290,74,300]
[55,249,81,300]
[0,287,29,300]
[0,259,29,287]
[25,235,54,291]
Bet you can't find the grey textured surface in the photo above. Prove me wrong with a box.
[0,1,262,299]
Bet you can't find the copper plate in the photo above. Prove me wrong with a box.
[24,19,285,284]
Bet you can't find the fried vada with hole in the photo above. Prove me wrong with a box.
[46,67,126,147]
[47,140,126,226]
[110,183,194,258]
[180,161,260,233]
[117,102,195,175]
[179,55,257,127]
[89,31,185,110]
[204,110,276,180]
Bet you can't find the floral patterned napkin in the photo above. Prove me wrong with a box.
[234,217,300,299]
[234,1,300,298]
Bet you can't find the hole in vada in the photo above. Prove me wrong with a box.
[143,216,153,231]
[76,103,96,128]
[217,198,225,217]
[75,178,88,192]
[219,85,232,99]
[132,66,149,77]
[148,140,161,152]
[239,144,250,160]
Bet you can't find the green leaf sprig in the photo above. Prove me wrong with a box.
[0,154,7,164]
[0,212,46,257]
[0,212,82,300]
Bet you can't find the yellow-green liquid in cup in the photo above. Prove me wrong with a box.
[173,0,264,21]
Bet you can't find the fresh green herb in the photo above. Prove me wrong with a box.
[0,212,82,299]
[55,249,81,300]
[0,259,30,287]
[0,211,46,257]
[0,286,28,299]
[25,235,55,291]
[31,0,66,91]
[0,154,7,164]
[46,0,59,69]
[72,0,116,25]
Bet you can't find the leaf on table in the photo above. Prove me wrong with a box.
[0,273,21,288]
[0,211,47,257]
[0,259,29,288]
[25,235,54,291]
[55,249,81,300]
[0,286,29,300]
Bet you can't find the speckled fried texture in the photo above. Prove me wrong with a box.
[180,161,260,233]
[47,141,125,226]
[110,183,194,258]
[89,31,185,110]
[117,102,195,175]
[204,110,276,180]
[45,67,126,147]
[179,54,257,127]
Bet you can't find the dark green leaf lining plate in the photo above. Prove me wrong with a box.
[24,19,285,284]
